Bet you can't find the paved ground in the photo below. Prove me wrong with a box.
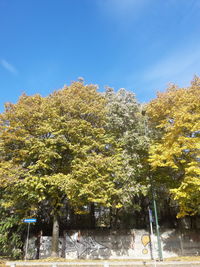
[6,261,200,267]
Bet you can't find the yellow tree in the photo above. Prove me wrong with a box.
[0,81,122,257]
[147,76,200,217]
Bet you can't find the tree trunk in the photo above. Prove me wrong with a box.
[90,203,95,229]
[51,214,59,257]
[109,207,113,229]
[61,230,66,258]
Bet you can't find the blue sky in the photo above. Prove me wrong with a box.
[1,0,200,111]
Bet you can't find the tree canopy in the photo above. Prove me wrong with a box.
[0,82,122,256]
[105,87,149,209]
[0,77,200,259]
[147,76,200,217]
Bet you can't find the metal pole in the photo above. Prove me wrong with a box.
[153,198,163,261]
[143,111,162,262]
[148,207,155,260]
[25,223,30,260]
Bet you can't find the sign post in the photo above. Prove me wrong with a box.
[148,207,155,259]
[153,198,163,261]
[23,218,37,260]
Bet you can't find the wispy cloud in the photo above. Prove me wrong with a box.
[0,59,18,75]
[96,0,150,22]
[143,46,200,83]
[124,43,200,101]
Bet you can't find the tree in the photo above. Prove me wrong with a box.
[0,82,122,257]
[0,204,24,259]
[105,87,149,215]
[147,76,200,217]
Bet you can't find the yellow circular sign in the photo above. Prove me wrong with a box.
[142,248,148,254]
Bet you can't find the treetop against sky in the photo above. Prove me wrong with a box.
[0,0,200,112]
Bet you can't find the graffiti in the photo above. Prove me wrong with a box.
[141,234,150,254]
[65,232,108,258]
[28,231,156,259]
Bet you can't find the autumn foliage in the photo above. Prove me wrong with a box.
[0,77,199,257]
[147,76,200,217]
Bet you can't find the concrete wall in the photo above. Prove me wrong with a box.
[27,229,200,260]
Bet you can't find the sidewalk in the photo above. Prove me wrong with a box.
[6,260,200,267]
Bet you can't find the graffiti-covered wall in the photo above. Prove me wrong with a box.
[27,229,200,260]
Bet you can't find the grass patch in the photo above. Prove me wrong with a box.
[6,256,200,264]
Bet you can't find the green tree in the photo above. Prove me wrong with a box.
[0,205,24,259]
[105,87,149,213]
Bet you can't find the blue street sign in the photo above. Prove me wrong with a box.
[24,218,37,223]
